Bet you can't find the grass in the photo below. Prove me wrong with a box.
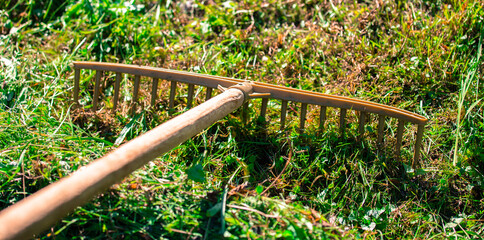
[453,27,482,166]
[1,0,483,239]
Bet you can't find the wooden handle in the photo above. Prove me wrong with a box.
[0,84,253,239]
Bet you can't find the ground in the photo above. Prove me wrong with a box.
[0,0,483,239]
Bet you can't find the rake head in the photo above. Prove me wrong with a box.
[72,61,427,166]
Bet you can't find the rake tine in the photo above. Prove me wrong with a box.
[395,120,405,158]
[187,84,194,108]
[377,115,385,147]
[358,111,367,139]
[206,87,213,101]
[319,106,327,130]
[169,81,177,109]
[242,101,249,124]
[131,75,140,115]
[340,108,347,137]
[280,100,288,130]
[413,124,424,168]
[299,103,308,133]
[151,78,159,106]
[73,68,80,107]
[112,72,121,113]
[260,98,268,120]
[92,70,102,111]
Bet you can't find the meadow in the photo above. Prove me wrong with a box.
[0,0,483,239]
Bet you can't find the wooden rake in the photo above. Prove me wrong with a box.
[0,62,427,239]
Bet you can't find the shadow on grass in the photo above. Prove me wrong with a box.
[58,111,483,238]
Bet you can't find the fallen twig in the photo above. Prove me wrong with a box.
[260,150,292,196]
[227,204,279,219]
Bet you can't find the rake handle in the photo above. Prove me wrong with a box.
[0,83,253,239]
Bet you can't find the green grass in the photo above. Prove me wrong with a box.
[1,0,483,239]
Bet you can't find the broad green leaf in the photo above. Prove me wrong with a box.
[186,164,206,183]
[207,202,222,217]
